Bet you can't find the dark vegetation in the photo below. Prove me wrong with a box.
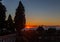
[0,0,60,42]
[20,26,60,42]
[0,0,25,36]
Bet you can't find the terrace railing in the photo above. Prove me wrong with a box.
[0,34,16,42]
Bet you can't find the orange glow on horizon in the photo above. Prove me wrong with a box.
[26,18,60,26]
[26,21,60,26]
[25,26,30,28]
[25,25,37,29]
[25,26,32,29]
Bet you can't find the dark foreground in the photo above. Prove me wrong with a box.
[20,30,60,42]
[0,27,60,42]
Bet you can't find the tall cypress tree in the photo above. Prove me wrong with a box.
[14,1,26,33]
[14,1,26,42]
[7,14,15,33]
[0,1,6,34]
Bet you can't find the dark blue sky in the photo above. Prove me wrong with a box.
[2,0,60,25]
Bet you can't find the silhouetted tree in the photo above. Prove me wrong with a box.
[7,14,15,33]
[48,28,56,35]
[14,1,26,42]
[14,1,26,33]
[36,26,45,42]
[0,2,6,35]
[37,26,44,32]
[47,28,56,42]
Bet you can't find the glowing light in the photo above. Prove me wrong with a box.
[25,25,31,29]
[25,25,37,29]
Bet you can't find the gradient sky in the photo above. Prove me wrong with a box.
[2,0,60,26]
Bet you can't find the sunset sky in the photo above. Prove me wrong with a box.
[2,0,60,26]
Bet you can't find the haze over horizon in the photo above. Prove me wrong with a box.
[2,0,60,26]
